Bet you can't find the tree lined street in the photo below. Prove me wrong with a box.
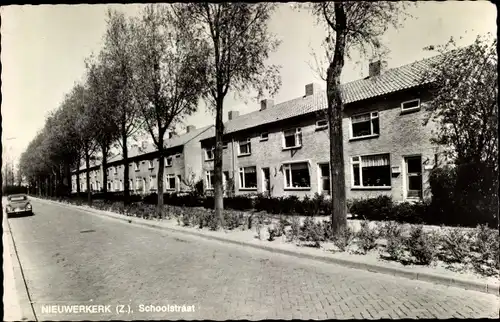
[5,199,499,320]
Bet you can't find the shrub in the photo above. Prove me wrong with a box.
[382,221,406,261]
[277,215,289,236]
[267,226,278,241]
[471,224,498,272]
[333,225,355,252]
[300,217,323,247]
[406,225,439,265]
[392,202,427,225]
[350,196,394,221]
[223,210,244,230]
[286,216,301,242]
[356,220,379,254]
[439,227,472,264]
[322,220,333,241]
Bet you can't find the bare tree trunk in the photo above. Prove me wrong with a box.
[214,97,225,226]
[122,132,130,206]
[327,3,348,236]
[157,136,165,217]
[76,157,81,197]
[65,162,71,197]
[85,148,92,206]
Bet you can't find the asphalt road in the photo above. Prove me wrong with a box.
[6,198,500,320]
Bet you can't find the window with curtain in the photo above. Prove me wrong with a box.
[352,154,391,187]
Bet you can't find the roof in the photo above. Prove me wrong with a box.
[106,124,213,164]
[201,53,445,140]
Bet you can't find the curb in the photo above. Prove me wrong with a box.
[33,197,500,296]
[3,213,38,321]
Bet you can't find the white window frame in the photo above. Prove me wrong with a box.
[283,161,311,190]
[239,166,258,190]
[350,111,379,139]
[318,163,331,195]
[260,132,269,141]
[148,160,154,169]
[165,156,173,167]
[401,98,421,113]
[282,128,302,149]
[205,147,214,161]
[205,170,214,190]
[351,153,391,189]
[238,138,252,156]
[165,174,176,191]
[149,175,156,191]
[315,119,328,130]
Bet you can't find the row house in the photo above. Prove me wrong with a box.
[72,125,213,194]
[71,159,102,193]
[200,57,445,202]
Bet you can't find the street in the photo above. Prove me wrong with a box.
[5,199,499,320]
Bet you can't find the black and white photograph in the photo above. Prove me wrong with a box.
[1,1,498,320]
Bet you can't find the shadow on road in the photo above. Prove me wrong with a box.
[7,212,35,219]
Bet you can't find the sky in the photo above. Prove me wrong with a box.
[1,2,497,171]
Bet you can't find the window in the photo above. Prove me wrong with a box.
[206,170,214,189]
[165,174,176,191]
[149,175,157,190]
[148,160,154,169]
[239,166,257,189]
[222,141,228,149]
[119,180,123,191]
[165,156,173,167]
[283,128,302,149]
[316,119,328,130]
[135,177,142,191]
[134,162,139,171]
[206,147,214,161]
[129,179,133,191]
[401,99,420,112]
[260,132,269,141]
[108,182,112,191]
[113,167,117,174]
[351,112,379,138]
[283,162,310,189]
[238,139,251,156]
[319,163,330,195]
[114,180,119,191]
[351,154,391,188]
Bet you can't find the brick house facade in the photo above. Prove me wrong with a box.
[200,57,444,202]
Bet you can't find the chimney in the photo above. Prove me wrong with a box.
[305,83,321,96]
[260,99,274,111]
[228,110,240,121]
[368,60,388,77]
[186,125,196,133]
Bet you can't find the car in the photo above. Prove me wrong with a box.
[5,194,33,216]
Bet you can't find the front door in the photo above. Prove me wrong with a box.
[262,168,270,195]
[405,156,423,199]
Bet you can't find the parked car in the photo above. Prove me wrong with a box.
[5,194,33,216]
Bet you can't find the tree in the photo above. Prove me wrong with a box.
[67,83,97,205]
[85,53,121,197]
[129,4,209,215]
[308,2,409,235]
[100,9,142,205]
[423,35,498,169]
[423,34,498,229]
[182,3,282,224]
